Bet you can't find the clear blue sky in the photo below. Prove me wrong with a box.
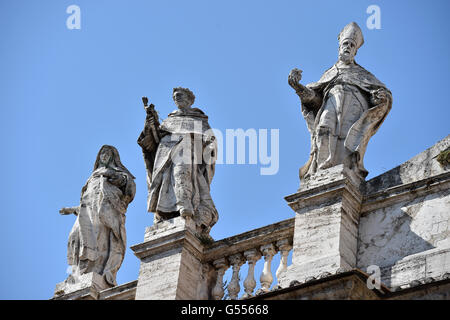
[1,0,449,299]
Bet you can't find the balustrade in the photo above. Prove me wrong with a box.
[205,218,294,300]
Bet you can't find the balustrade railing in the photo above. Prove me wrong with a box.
[203,218,294,300]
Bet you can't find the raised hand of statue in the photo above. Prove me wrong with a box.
[145,108,156,124]
[288,68,303,91]
[288,68,319,105]
[142,96,155,122]
[59,206,80,216]
[370,88,389,107]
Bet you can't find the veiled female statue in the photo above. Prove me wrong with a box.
[60,145,136,287]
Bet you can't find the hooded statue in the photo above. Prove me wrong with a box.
[60,145,136,287]
[288,22,392,183]
[138,88,218,238]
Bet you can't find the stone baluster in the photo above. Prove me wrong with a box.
[211,258,229,300]
[242,248,261,298]
[275,239,292,284]
[227,253,245,300]
[259,243,276,293]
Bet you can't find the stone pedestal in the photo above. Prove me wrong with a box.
[131,216,206,300]
[52,272,110,300]
[279,165,363,286]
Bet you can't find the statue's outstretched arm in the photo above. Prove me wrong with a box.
[59,206,80,216]
[288,68,321,107]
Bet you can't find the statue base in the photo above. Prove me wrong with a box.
[279,164,363,286]
[131,216,207,300]
[300,163,364,191]
[52,272,111,300]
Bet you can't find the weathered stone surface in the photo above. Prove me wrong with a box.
[280,165,362,286]
[357,135,450,289]
[138,87,218,238]
[289,22,392,185]
[281,21,448,299]
[253,271,382,300]
[98,280,137,300]
[299,164,362,191]
[131,216,205,300]
[56,145,136,296]
[364,135,450,194]
[53,272,108,300]
[387,281,450,300]
[358,188,450,269]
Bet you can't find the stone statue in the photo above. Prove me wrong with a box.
[138,87,218,238]
[288,22,392,183]
[60,145,136,287]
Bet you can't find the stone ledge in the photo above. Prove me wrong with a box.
[299,164,364,191]
[361,171,450,215]
[247,267,450,300]
[386,278,450,300]
[365,134,449,195]
[143,216,197,242]
[285,166,363,213]
[246,269,389,300]
[52,287,98,300]
[131,228,203,262]
[98,280,138,300]
[377,247,450,288]
[52,272,110,300]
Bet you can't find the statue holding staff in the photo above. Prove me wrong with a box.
[137,88,218,238]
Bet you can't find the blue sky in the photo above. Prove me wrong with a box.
[1,0,449,299]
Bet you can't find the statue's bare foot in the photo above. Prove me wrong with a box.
[180,208,194,218]
[318,158,334,170]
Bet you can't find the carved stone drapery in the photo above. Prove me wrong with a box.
[288,22,392,185]
[57,145,135,295]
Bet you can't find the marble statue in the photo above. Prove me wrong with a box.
[60,145,136,287]
[288,22,392,182]
[138,87,218,238]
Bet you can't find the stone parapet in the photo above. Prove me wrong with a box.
[280,165,363,286]
[131,216,205,300]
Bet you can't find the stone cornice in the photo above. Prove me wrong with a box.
[285,177,362,213]
[361,171,450,215]
[130,228,204,262]
[98,280,137,300]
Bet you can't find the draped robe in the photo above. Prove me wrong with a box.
[67,148,135,287]
[300,62,393,179]
[139,108,218,236]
